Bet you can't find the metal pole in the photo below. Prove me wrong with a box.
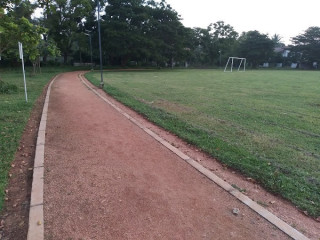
[224,57,230,72]
[231,57,234,72]
[238,59,243,71]
[244,58,246,72]
[18,42,28,102]
[97,0,104,88]
[89,34,93,70]
[85,32,94,70]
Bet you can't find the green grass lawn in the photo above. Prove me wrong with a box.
[86,69,320,217]
[0,67,68,211]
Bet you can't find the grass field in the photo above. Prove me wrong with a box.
[86,69,320,217]
[0,67,68,211]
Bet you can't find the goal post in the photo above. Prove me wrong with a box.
[224,57,246,72]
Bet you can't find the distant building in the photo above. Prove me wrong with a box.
[274,47,290,58]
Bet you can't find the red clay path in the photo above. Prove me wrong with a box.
[43,71,290,239]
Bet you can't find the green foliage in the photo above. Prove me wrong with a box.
[44,0,93,63]
[190,21,238,66]
[101,0,188,66]
[291,26,320,65]
[237,31,275,67]
[0,3,47,66]
[86,69,320,217]
[0,9,19,56]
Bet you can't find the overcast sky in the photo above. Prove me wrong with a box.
[165,0,319,44]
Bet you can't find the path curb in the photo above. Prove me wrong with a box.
[80,73,309,240]
[27,75,60,240]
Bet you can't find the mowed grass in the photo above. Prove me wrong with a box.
[0,67,65,211]
[86,69,320,217]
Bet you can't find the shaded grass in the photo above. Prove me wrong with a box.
[86,69,320,217]
[0,67,71,211]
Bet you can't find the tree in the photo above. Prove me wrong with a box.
[187,21,238,66]
[291,26,320,66]
[209,21,238,66]
[44,0,92,63]
[237,30,274,68]
[0,8,19,58]
[146,0,188,66]
[271,34,285,48]
[101,0,189,66]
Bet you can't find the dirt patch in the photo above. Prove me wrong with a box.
[0,83,49,240]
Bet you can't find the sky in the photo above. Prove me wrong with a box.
[165,0,320,45]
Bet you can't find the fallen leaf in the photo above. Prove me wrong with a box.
[37,221,42,226]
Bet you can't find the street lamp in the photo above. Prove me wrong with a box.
[84,31,93,70]
[218,50,222,68]
[97,0,104,88]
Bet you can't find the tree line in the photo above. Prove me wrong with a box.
[1,0,320,70]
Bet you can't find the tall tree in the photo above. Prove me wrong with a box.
[45,0,92,63]
[209,21,238,65]
[291,26,320,65]
[102,0,188,66]
[0,8,18,58]
[271,34,285,48]
[237,30,274,68]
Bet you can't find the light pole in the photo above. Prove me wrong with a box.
[97,0,104,88]
[218,50,222,68]
[84,31,93,70]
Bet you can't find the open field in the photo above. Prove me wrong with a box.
[0,68,69,210]
[86,69,320,217]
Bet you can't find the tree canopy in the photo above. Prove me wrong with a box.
[237,31,275,68]
[1,0,320,68]
[291,27,320,65]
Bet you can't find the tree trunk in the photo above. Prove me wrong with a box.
[64,52,68,64]
[121,56,129,67]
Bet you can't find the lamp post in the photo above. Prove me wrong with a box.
[84,31,93,70]
[218,50,222,68]
[97,0,104,88]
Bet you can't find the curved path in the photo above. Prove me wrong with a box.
[41,71,292,239]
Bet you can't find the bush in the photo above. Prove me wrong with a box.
[0,79,18,94]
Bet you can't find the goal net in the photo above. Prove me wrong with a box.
[224,57,246,72]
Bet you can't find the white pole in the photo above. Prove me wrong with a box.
[19,42,28,102]
[231,57,234,72]
[224,57,230,72]
[244,58,246,72]
[238,59,243,71]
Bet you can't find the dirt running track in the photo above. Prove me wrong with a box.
[43,71,290,239]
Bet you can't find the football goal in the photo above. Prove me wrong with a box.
[224,57,246,72]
